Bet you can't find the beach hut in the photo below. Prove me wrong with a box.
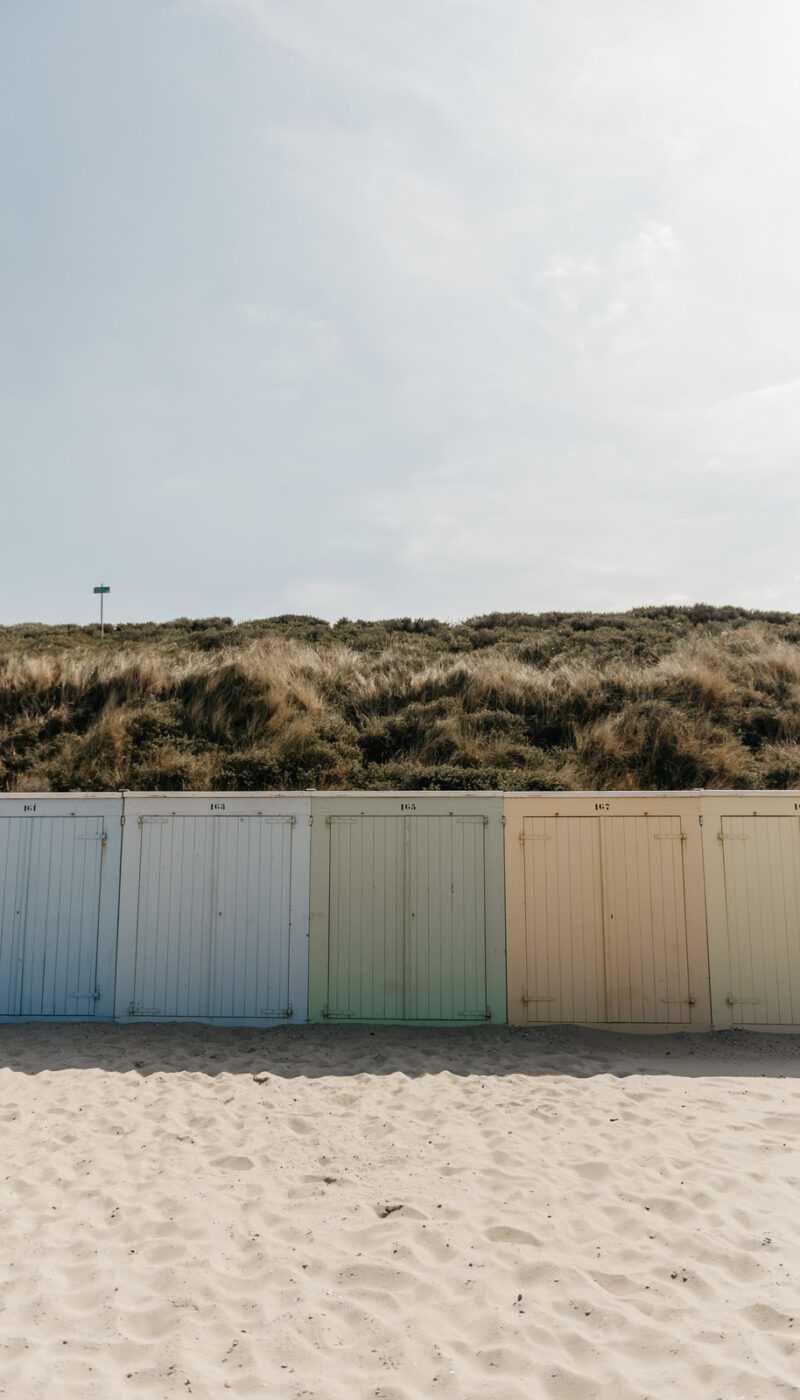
[701,791,800,1030]
[115,793,311,1024]
[0,793,123,1020]
[307,793,507,1024]
[504,792,711,1029]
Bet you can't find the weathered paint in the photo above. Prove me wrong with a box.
[0,795,122,1020]
[115,793,311,1025]
[504,793,711,1030]
[701,792,800,1030]
[308,793,506,1025]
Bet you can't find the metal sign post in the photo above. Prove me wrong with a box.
[93,584,110,639]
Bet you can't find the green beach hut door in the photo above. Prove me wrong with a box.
[325,813,490,1022]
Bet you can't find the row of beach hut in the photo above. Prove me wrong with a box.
[1,790,800,1031]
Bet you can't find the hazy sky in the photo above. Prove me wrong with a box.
[3,1,800,625]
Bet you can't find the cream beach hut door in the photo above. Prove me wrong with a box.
[325,813,490,1021]
[601,816,693,1024]
[718,815,800,1026]
[518,813,693,1024]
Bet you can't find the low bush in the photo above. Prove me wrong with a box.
[1,609,799,790]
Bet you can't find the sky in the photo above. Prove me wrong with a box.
[2,0,800,625]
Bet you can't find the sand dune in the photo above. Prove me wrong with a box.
[0,1025,798,1399]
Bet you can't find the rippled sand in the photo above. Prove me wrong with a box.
[0,1024,798,1399]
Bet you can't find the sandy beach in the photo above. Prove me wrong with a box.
[0,1024,798,1399]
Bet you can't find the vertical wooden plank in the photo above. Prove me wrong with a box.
[404,816,488,1021]
[221,817,242,1017]
[786,819,800,1024]
[71,819,103,1017]
[360,817,376,1017]
[720,816,800,1027]
[369,819,385,1017]
[470,818,488,1017]
[56,818,99,1017]
[602,816,692,1024]
[162,816,184,1016]
[74,819,103,1017]
[20,816,52,1015]
[327,819,345,1016]
[520,817,605,1024]
[389,818,405,1019]
[258,819,277,1015]
[0,820,28,1015]
[48,817,77,1017]
[276,820,294,1012]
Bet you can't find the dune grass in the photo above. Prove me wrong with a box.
[2,606,800,791]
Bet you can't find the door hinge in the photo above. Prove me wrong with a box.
[259,1006,293,1018]
[78,832,107,844]
[522,994,554,1004]
[661,996,695,1006]
[457,1007,491,1019]
[653,833,687,842]
[718,833,749,842]
[726,996,762,1006]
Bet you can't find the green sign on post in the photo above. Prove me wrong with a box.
[93,584,110,638]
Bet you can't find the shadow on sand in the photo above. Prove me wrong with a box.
[1,1022,799,1081]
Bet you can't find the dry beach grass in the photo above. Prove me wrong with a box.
[0,1024,798,1398]
[4,607,800,792]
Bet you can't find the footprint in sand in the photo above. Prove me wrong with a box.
[484,1226,541,1246]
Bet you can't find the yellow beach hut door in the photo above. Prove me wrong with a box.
[520,814,692,1024]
